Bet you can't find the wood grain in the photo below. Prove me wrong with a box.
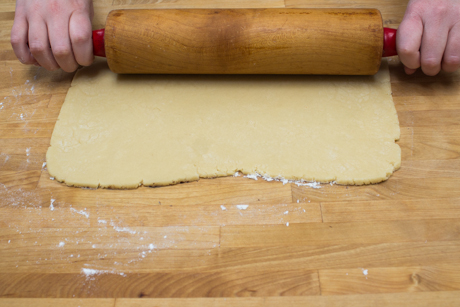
[0,299,115,307]
[220,220,460,247]
[321,198,460,223]
[4,293,460,307]
[114,292,460,306]
[104,8,383,75]
[0,270,320,298]
[319,265,460,295]
[1,0,460,306]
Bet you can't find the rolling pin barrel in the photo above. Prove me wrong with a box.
[94,8,396,75]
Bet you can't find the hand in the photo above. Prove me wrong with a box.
[397,0,460,76]
[10,0,94,72]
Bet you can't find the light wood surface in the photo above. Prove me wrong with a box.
[104,8,383,75]
[1,0,460,306]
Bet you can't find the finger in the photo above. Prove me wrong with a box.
[442,23,460,73]
[10,15,37,64]
[396,14,423,71]
[420,19,449,76]
[69,11,94,66]
[404,66,417,75]
[48,16,79,72]
[28,18,59,70]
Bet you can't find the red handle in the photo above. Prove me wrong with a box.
[92,27,397,60]
[92,29,106,57]
[383,27,397,57]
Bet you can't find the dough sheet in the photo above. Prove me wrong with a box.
[46,60,400,188]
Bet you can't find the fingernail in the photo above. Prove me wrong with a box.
[33,63,41,67]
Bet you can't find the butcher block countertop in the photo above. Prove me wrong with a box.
[1,0,460,306]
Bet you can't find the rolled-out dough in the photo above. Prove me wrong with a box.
[46,59,400,188]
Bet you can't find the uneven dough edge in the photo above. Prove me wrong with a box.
[46,59,401,189]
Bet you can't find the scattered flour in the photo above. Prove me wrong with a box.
[244,172,324,188]
[113,226,137,234]
[220,205,227,211]
[109,221,138,234]
[286,222,289,226]
[70,208,89,218]
[82,268,100,276]
[58,242,65,247]
[295,181,322,189]
[245,174,259,180]
[284,211,289,215]
[236,205,248,210]
[50,199,55,211]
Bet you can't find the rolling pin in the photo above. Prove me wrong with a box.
[92,8,397,75]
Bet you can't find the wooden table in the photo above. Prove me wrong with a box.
[1,0,460,306]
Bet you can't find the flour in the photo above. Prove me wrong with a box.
[111,224,138,234]
[81,268,121,278]
[220,205,227,211]
[296,181,322,189]
[50,199,55,211]
[82,268,100,276]
[236,205,248,210]
[245,174,259,180]
[244,172,323,188]
[70,208,89,218]
[58,242,65,247]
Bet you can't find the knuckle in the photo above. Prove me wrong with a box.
[444,56,460,67]
[422,58,440,69]
[52,46,72,58]
[10,33,22,47]
[431,4,448,16]
[398,46,416,58]
[421,59,441,75]
[29,41,47,54]
[72,30,91,44]
[79,56,94,67]
[61,65,78,73]
[49,0,63,14]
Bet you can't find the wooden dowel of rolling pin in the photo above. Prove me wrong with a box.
[92,8,398,75]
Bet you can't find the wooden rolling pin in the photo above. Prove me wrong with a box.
[92,8,397,75]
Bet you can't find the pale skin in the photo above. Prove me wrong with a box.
[10,0,460,75]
